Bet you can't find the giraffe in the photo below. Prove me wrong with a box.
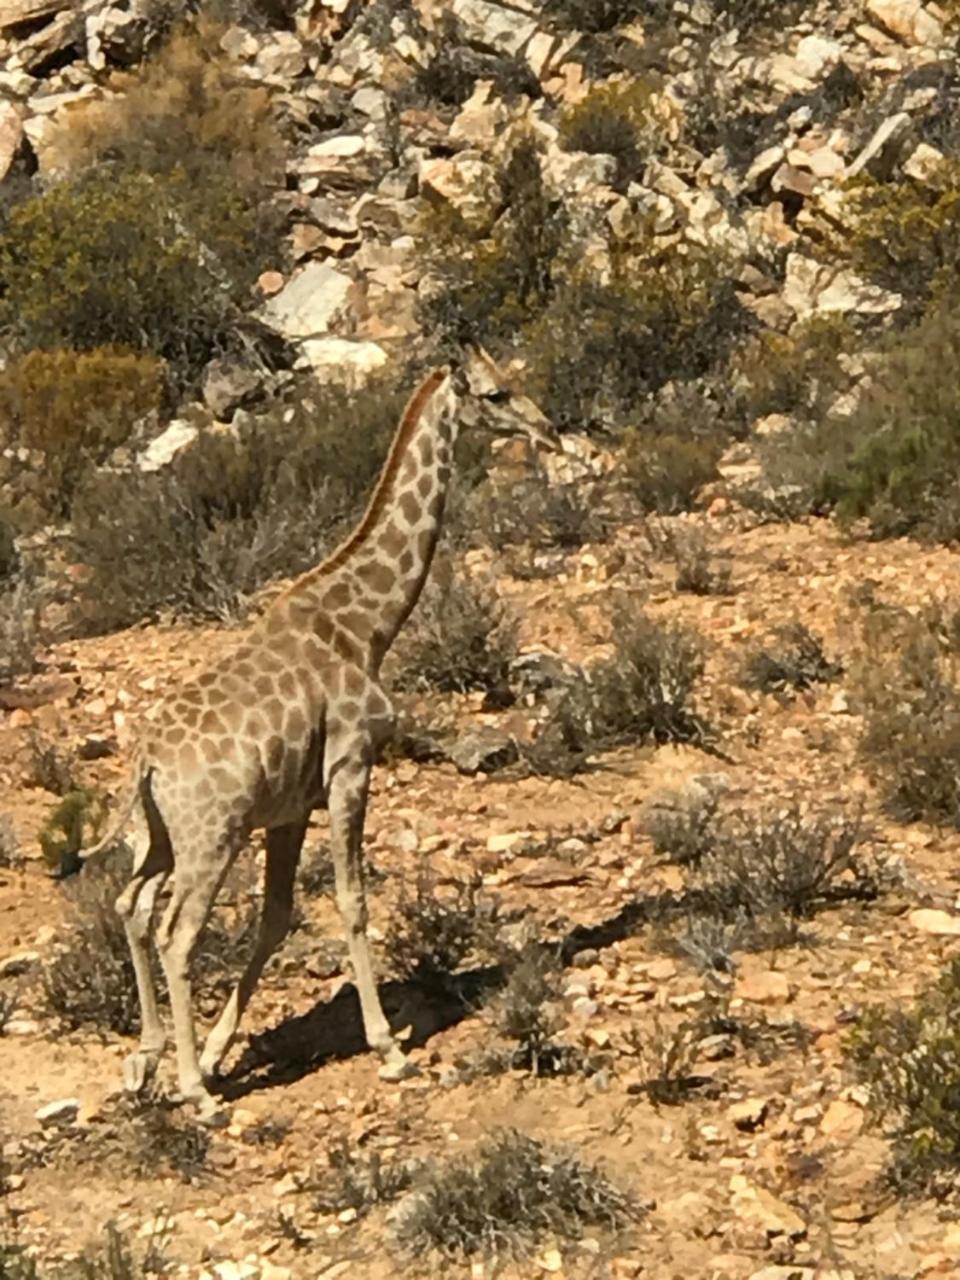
[78,349,559,1116]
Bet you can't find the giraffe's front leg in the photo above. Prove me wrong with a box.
[326,736,417,1082]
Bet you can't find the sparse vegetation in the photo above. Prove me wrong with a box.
[70,374,405,629]
[43,858,140,1035]
[0,579,39,685]
[396,1129,637,1262]
[558,80,657,189]
[854,604,960,823]
[624,1010,713,1104]
[390,563,519,695]
[586,597,710,749]
[848,956,960,1190]
[488,943,573,1076]
[741,623,843,695]
[382,870,500,992]
[644,786,719,866]
[671,529,732,595]
[418,138,569,347]
[311,1136,416,1218]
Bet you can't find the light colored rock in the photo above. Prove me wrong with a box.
[420,153,495,227]
[793,34,843,80]
[202,360,260,420]
[903,140,944,182]
[771,163,817,198]
[542,148,617,195]
[486,831,531,854]
[866,0,943,45]
[35,1097,80,1126]
[847,112,911,179]
[0,0,66,28]
[800,145,847,180]
[782,254,901,320]
[255,32,306,79]
[260,262,353,339]
[909,907,960,936]
[727,1097,769,1131]
[451,0,537,55]
[298,337,388,386]
[138,420,198,473]
[745,144,785,190]
[734,970,790,1004]
[730,1174,806,1238]
[0,104,23,184]
[820,1098,864,1140]
[449,82,508,147]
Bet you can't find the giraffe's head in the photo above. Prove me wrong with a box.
[450,346,560,455]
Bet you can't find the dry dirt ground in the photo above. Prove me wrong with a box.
[3,511,960,1280]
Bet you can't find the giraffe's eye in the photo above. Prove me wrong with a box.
[486,389,510,404]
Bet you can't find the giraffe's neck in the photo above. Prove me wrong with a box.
[266,368,457,672]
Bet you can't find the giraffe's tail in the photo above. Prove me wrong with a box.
[54,753,146,879]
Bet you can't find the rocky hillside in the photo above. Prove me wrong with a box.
[4,2,960,1279]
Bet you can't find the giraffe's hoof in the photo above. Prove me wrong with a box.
[377,1055,420,1083]
[122,1051,158,1096]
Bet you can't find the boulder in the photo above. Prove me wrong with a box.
[259,262,354,340]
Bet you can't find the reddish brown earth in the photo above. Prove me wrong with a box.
[3,512,960,1279]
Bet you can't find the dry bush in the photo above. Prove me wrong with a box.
[695,801,875,941]
[558,80,657,189]
[310,1135,416,1218]
[395,1129,637,1262]
[382,870,501,992]
[0,1223,168,1280]
[586,597,710,749]
[644,786,719,866]
[0,578,39,685]
[0,816,20,870]
[623,1011,713,1104]
[741,623,843,696]
[671,529,732,595]
[0,348,164,518]
[848,956,960,1191]
[389,562,519,695]
[70,374,406,629]
[542,0,660,34]
[853,605,960,823]
[472,472,611,558]
[43,858,140,1035]
[487,943,574,1076]
[418,137,569,347]
[24,727,77,797]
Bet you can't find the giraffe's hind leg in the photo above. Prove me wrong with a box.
[199,820,305,1081]
[115,799,173,1095]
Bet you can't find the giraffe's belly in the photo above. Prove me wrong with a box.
[248,735,326,829]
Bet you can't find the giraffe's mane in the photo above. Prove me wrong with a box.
[278,365,451,598]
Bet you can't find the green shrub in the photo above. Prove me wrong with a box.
[418,138,569,346]
[558,80,656,189]
[844,161,960,317]
[396,1129,636,1262]
[39,790,106,877]
[0,171,266,378]
[848,957,960,1190]
[69,374,405,629]
[734,316,853,424]
[0,347,164,518]
[522,234,750,433]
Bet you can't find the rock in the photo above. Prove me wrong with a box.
[782,254,902,320]
[734,970,790,1004]
[297,134,378,190]
[451,0,538,56]
[449,82,508,147]
[745,144,786,190]
[486,831,531,854]
[298,337,388,386]
[727,1097,769,1132]
[820,1098,864,1140]
[0,0,66,26]
[138,420,199,473]
[4,1018,41,1035]
[0,950,39,977]
[866,0,943,45]
[846,112,912,179]
[260,262,354,340]
[255,32,306,79]
[419,154,495,228]
[0,105,24,184]
[730,1174,806,1238]
[909,908,960,936]
[447,726,518,775]
[202,360,261,421]
[542,148,618,195]
[35,1098,80,1126]
[903,141,944,182]
[771,163,818,199]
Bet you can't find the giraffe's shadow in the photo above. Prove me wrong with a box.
[217,967,502,1101]
[214,889,682,1101]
